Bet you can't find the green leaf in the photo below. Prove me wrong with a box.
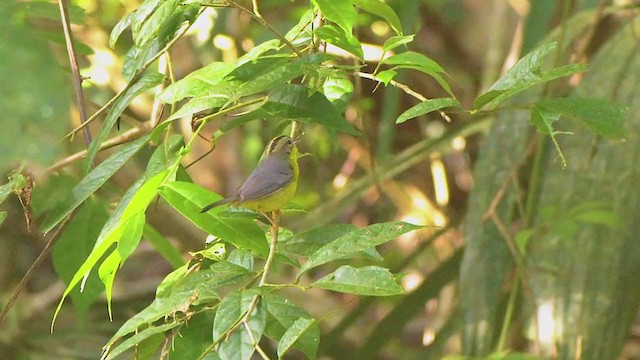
[159,181,269,257]
[108,261,249,345]
[383,52,451,94]
[322,73,353,113]
[353,0,403,35]
[530,104,568,167]
[227,249,254,272]
[298,222,422,276]
[237,39,281,65]
[376,69,397,85]
[315,24,363,59]
[536,97,628,139]
[396,98,461,123]
[132,0,162,41]
[383,34,414,52]
[473,42,587,110]
[98,249,121,319]
[264,294,319,359]
[105,322,182,360]
[84,72,164,173]
[313,0,356,34]
[144,223,185,268]
[261,84,359,135]
[312,265,404,296]
[0,212,7,227]
[41,133,152,234]
[52,199,108,320]
[134,0,179,47]
[168,95,228,120]
[514,229,534,255]
[159,62,234,103]
[109,11,135,48]
[52,167,176,329]
[277,317,317,359]
[212,290,267,360]
[168,312,215,360]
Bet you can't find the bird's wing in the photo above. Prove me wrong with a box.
[237,155,293,201]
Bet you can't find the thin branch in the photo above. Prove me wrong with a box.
[58,0,92,147]
[226,0,302,57]
[358,72,452,123]
[48,122,153,173]
[243,321,270,360]
[0,213,75,327]
[65,22,193,139]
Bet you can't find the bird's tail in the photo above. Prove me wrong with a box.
[200,197,234,213]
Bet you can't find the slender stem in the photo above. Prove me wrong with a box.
[47,122,153,173]
[58,0,92,147]
[259,210,280,286]
[0,213,75,326]
[251,0,262,18]
[357,71,452,122]
[226,0,302,57]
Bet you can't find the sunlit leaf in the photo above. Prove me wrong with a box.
[383,34,414,53]
[353,0,403,35]
[104,322,181,360]
[313,0,356,34]
[315,24,363,59]
[312,265,404,296]
[109,11,135,48]
[396,98,461,123]
[168,95,228,120]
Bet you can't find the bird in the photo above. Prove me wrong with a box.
[200,135,299,215]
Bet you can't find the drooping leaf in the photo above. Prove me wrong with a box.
[277,317,317,359]
[530,103,570,167]
[52,167,176,329]
[396,98,461,123]
[313,0,356,35]
[159,181,268,257]
[104,322,182,360]
[298,222,422,276]
[382,34,414,53]
[353,0,403,35]
[383,51,451,94]
[474,42,587,110]
[315,24,363,59]
[52,199,108,320]
[41,133,152,234]
[84,72,164,173]
[536,97,628,139]
[312,265,404,296]
[109,11,135,48]
[264,294,319,359]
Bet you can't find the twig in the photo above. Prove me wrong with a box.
[47,122,153,173]
[65,22,193,139]
[357,71,452,122]
[0,213,75,327]
[226,0,302,57]
[243,321,269,359]
[58,0,92,148]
